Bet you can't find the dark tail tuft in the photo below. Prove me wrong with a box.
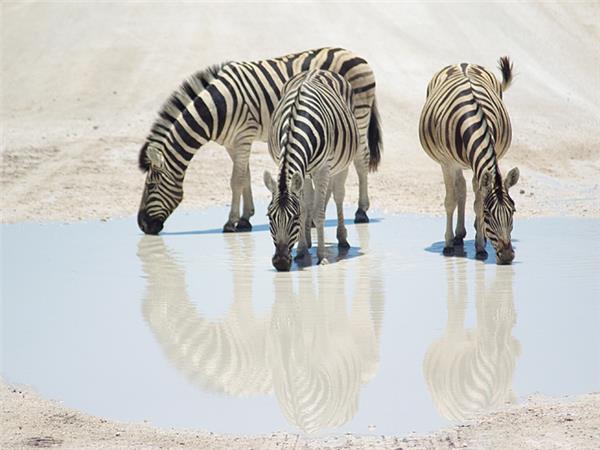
[367,98,382,172]
[138,143,150,172]
[498,56,513,92]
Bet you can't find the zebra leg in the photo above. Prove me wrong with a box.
[442,165,458,256]
[304,179,314,249]
[313,167,331,264]
[454,169,467,246]
[353,149,370,224]
[295,183,310,260]
[333,169,350,249]
[223,143,251,233]
[472,174,488,260]
[237,161,254,231]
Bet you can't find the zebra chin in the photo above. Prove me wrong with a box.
[138,210,164,235]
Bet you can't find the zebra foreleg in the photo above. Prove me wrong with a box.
[454,169,467,246]
[353,151,370,224]
[224,144,251,233]
[236,162,254,232]
[472,175,488,260]
[303,179,314,249]
[333,169,350,249]
[295,182,311,260]
[312,167,331,264]
[441,165,458,256]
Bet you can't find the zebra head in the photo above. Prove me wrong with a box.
[480,167,520,265]
[264,170,304,272]
[137,143,183,235]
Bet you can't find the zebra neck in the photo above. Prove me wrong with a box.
[277,157,305,198]
[156,89,216,177]
[471,144,500,187]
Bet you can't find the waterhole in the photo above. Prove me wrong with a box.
[1,207,598,436]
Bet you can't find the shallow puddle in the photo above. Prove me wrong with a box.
[1,207,599,436]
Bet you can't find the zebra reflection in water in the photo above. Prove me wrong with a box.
[423,259,520,421]
[137,224,383,433]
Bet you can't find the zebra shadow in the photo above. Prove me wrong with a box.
[422,258,520,421]
[137,222,384,434]
[425,239,520,265]
[159,217,382,236]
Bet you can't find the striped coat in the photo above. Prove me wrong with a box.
[137,48,381,235]
[418,58,520,264]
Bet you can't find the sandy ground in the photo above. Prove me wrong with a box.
[1,2,599,224]
[2,381,599,450]
[1,2,599,449]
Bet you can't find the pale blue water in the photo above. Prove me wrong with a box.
[1,207,599,436]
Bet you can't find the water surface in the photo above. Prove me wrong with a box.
[1,208,598,436]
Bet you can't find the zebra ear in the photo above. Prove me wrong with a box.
[290,172,304,194]
[147,146,165,170]
[263,171,276,193]
[505,167,520,189]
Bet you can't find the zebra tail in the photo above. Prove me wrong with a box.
[368,98,383,172]
[498,56,513,92]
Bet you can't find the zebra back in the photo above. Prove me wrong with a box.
[268,69,360,186]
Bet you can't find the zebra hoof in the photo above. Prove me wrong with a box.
[338,240,350,249]
[354,209,369,224]
[453,236,464,246]
[236,218,252,232]
[476,249,489,260]
[443,246,454,256]
[222,221,236,233]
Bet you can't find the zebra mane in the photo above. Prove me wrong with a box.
[277,164,290,206]
[494,170,504,201]
[138,62,230,172]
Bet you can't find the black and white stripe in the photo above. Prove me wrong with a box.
[264,69,370,270]
[137,48,382,235]
[419,57,520,264]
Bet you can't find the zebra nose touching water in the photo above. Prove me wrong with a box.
[264,69,382,271]
[419,57,520,265]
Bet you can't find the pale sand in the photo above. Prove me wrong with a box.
[2,382,599,450]
[1,2,599,224]
[1,2,599,449]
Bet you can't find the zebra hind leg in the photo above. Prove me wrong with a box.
[333,169,350,250]
[353,152,370,223]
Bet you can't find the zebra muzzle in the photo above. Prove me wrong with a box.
[496,242,515,265]
[138,211,164,235]
[272,243,292,272]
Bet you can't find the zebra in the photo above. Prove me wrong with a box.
[419,57,519,264]
[137,48,382,235]
[263,69,376,271]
